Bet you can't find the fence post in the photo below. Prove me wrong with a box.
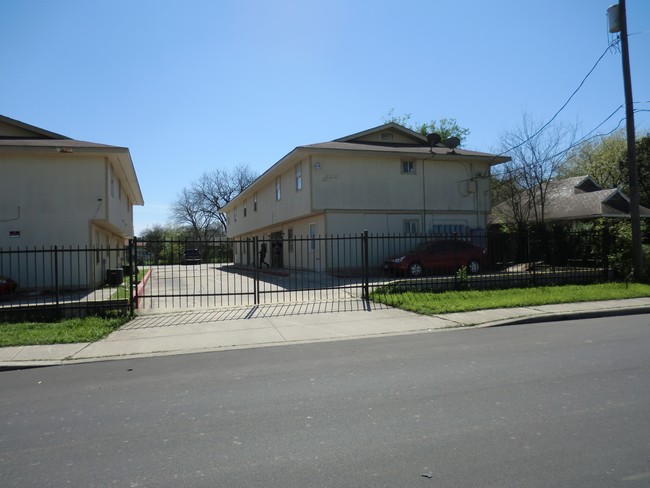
[129,238,136,316]
[602,226,611,281]
[253,236,259,305]
[362,230,370,300]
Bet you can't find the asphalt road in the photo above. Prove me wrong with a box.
[2,315,649,487]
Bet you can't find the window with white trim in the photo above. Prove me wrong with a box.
[254,193,258,211]
[295,162,302,191]
[276,176,281,201]
[401,160,415,174]
[403,219,418,234]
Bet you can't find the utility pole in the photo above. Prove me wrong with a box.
[612,0,644,280]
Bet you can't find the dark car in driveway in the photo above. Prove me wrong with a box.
[0,276,18,295]
[383,239,486,277]
[181,249,201,265]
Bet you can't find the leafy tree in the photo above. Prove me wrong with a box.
[382,109,471,144]
[621,134,650,208]
[561,130,627,189]
[563,131,649,207]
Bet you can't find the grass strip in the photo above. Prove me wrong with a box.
[371,282,650,315]
[0,315,130,348]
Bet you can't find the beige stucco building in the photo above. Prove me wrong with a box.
[0,115,144,287]
[222,123,509,270]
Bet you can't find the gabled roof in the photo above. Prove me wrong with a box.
[0,114,144,205]
[334,122,427,145]
[0,114,70,139]
[223,123,510,213]
[324,122,506,159]
[491,175,650,224]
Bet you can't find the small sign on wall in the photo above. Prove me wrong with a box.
[9,231,20,239]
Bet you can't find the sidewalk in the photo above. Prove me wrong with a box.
[2,297,649,369]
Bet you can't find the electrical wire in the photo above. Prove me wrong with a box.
[494,37,621,160]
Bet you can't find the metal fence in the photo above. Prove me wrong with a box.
[0,230,626,319]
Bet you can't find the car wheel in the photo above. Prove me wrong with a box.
[409,262,423,277]
[468,260,480,275]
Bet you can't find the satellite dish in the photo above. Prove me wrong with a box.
[443,137,461,149]
[426,133,441,146]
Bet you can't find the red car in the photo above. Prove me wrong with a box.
[0,276,18,295]
[383,240,486,277]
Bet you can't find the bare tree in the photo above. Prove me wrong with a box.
[170,187,217,240]
[494,114,577,228]
[170,163,257,236]
[196,164,257,232]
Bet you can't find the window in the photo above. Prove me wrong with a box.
[110,166,115,197]
[288,228,294,252]
[254,193,258,212]
[243,200,247,217]
[118,180,122,200]
[309,223,317,251]
[295,163,302,191]
[403,219,418,235]
[276,176,281,201]
[234,207,237,222]
[401,160,415,174]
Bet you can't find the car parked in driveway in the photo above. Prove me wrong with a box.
[383,239,486,277]
[181,249,201,265]
[0,276,18,295]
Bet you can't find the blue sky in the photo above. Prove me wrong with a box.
[2,0,649,235]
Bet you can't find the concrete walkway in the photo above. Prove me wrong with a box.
[2,297,649,369]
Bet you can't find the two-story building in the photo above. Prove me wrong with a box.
[222,123,509,270]
[0,115,144,287]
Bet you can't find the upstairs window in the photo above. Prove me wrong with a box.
[276,176,281,201]
[401,160,415,174]
[295,163,302,191]
[254,193,258,211]
[244,200,247,217]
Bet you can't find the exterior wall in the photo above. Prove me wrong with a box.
[231,214,326,271]
[310,153,492,233]
[227,157,311,237]
[0,153,132,288]
[0,153,134,249]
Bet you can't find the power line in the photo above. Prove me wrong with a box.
[495,37,621,160]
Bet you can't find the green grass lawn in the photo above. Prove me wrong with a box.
[370,282,650,316]
[2,282,649,348]
[0,315,130,348]
[110,268,148,300]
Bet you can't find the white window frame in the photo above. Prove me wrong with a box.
[276,176,281,201]
[243,200,247,217]
[254,193,258,212]
[401,160,416,174]
[403,219,418,235]
[295,162,302,191]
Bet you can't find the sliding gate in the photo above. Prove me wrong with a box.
[131,235,372,311]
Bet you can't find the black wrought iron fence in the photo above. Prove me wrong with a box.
[0,230,627,319]
[0,245,131,320]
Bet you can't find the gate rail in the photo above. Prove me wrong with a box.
[0,229,625,319]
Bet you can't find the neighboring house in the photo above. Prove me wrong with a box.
[490,175,650,227]
[0,115,144,287]
[222,123,510,270]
